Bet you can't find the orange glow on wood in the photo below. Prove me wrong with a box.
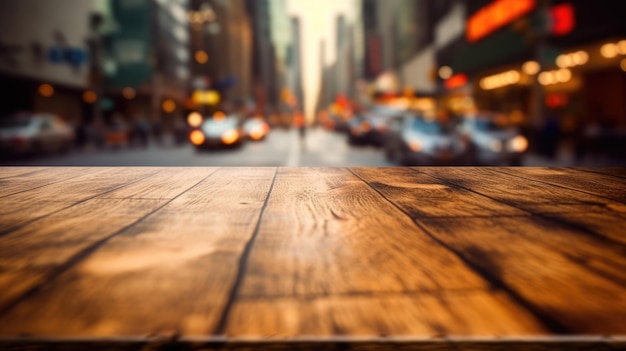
[467,0,536,43]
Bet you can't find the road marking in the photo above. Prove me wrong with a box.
[285,128,300,167]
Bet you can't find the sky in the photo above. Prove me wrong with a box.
[287,0,358,123]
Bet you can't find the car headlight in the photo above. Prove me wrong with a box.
[221,129,239,145]
[187,112,203,128]
[489,140,503,152]
[249,126,266,140]
[408,139,421,152]
[509,135,528,152]
[189,130,205,145]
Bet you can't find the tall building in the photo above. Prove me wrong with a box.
[268,0,291,71]
[190,0,252,111]
[267,0,292,112]
[248,0,277,114]
[316,40,329,111]
[362,0,381,80]
[0,0,107,123]
[99,0,191,129]
[334,15,350,97]
[223,0,253,102]
[287,17,304,112]
[351,0,366,82]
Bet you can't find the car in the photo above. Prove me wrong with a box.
[363,105,405,146]
[384,114,469,166]
[347,114,373,145]
[460,113,528,165]
[242,118,270,141]
[188,113,244,149]
[0,112,75,156]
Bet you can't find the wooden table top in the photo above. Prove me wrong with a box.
[0,167,625,350]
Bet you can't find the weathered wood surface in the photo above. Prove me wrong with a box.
[0,167,624,350]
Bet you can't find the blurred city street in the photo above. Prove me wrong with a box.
[0,128,391,167]
[3,126,622,167]
[1,0,625,167]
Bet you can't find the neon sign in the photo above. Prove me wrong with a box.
[467,0,536,43]
[445,74,469,90]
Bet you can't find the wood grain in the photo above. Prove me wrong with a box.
[494,168,626,204]
[0,167,160,233]
[0,167,104,198]
[0,168,275,337]
[352,168,626,334]
[416,167,626,215]
[223,167,544,336]
[0,166,624,348]
[416,217,626,334]
[2,338,617,351]
[539,211,626,245]
[577,168,626,179]
[96,167,213,200]
[0,167,47,179]
[351,168,527,218]
[237,168,489,296]
[0,198,167,310]
[227,291,545,337]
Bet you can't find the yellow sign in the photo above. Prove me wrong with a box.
[192,90,221,106]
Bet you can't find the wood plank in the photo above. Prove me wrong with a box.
[226,291,546,337]
[97,167,212,200]
[351,168,527,218]
[416,217,626,334]
[237,167,489,297]
[454,339,613,351]
[0,198,167,311]
[577,168,626,179]
[222,168,546,336]
[416,167,626,215]
[357,169,626,285]
[0,167,105,198]
[0,167,160,233]
[0,340,616,351]
[355,168,626,333]
[0,168,276,337]
[0,167,47,179]
[494,168,626,204]
[540,211,626,245]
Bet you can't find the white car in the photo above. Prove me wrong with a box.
[385,114,469,165]
[460,114,528,166]
[189,114,244,149]
[0,113,75,156]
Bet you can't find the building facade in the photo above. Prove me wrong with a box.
[0,0,108,124]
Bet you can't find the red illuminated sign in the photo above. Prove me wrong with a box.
[551,3,575,36]
[467,0,536,43]
[545,93,569,108]
[445,74,468,90]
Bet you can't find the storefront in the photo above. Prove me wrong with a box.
[436,0,626,151]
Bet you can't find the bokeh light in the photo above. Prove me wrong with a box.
[162,99,176,113]
[122,87,136,100]
[195,50,209,64]
[82,90,97,104]
[38,84,54,97]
